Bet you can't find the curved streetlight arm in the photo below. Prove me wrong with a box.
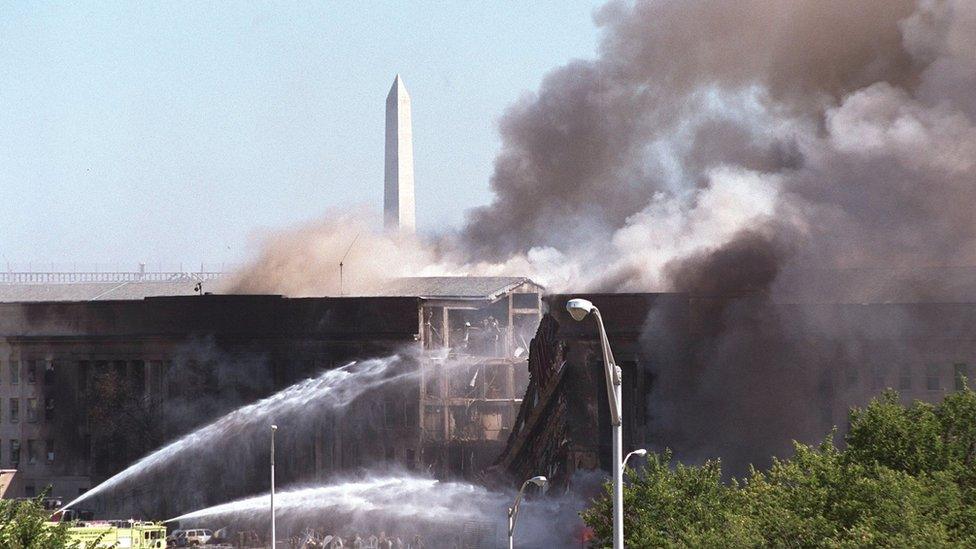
[623,449,647,468]
[592,308,622,426]
[508,477,547,548]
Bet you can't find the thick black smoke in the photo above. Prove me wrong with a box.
[458,0,976,471]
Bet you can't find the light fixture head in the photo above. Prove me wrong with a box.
[566,298,595,322]
[528,475,548,487]
[271,424,278,431]
[633,449,648,457]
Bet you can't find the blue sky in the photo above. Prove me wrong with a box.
[0,1,603,268]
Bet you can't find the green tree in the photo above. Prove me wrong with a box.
[0,495,103,549]
[582,388,976,547]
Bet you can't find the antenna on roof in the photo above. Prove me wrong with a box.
[339,233,361,296]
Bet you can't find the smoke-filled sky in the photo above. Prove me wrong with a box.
[5,0,974,301]
[230,0,976,300]
[0,1,602,268]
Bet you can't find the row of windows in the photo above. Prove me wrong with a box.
[1,397,55,423]
[845,362,970,392]
[2,439,55,467]
[0,360,56,385]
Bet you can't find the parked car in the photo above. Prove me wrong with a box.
[183,529,214,546]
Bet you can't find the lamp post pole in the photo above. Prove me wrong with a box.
[507,476,548,549]
[566,298,624,549]
[271,424,277,549]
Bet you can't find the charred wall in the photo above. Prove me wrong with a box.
[492,293,976,488]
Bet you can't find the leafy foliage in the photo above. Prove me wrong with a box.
[582,388,976,547]
[0,495,77,548]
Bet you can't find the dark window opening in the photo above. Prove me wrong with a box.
[26,361,36,384]
[26,398,38,423]
[10,399,19,423]
[512,293,539,309]
[926,364,941,391]
[955,363,969,391]
[45,397,55,422]
[44,361,55,385]
[27,439,37,464]
[899,365,912,391]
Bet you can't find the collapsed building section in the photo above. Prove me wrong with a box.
[492,293,976,490]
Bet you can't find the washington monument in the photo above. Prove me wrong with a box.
[384,74,415,234]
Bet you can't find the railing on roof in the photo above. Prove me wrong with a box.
[0,271,224,284]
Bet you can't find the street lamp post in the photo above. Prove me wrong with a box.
[271,424,278,549]
[566,298,624,549]
[623,448,648,469]
[507,475,548,549]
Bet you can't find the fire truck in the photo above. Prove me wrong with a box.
[49,517,167,548]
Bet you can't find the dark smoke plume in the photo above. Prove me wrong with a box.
[454,0,976,471]
[232,0,976,472]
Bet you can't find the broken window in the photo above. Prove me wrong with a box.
[512,293,539,309]
[10,399,19,423]
[955,363,969,391]
[44,362,55,385]
[10,440,20,466]
[27,439,38,464]
[26,398,38,423]
[45,397,55,422]
[46,439,55,463]
[26,361,36,384]
[402,401,416,427]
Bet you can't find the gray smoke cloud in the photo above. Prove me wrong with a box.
[462,0,976,298]
[228,0,976,474]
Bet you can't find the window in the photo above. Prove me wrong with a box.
[26,398,38,423]
[45,397,55,422]
[403,401,417,427]
[10,399,19,423]
[899,365,913,391]
[512,293,539,309]
[926,364,942,391]
[27,439,37,464]
[871,364,887,391]
[955,363,969,391]
[26,361,36,384]
[10,361,19,384]
[24,485,35,497]
[44,362,55,385]
[10,440,20,466]
[845,367,858,387]
[46,439,54,464]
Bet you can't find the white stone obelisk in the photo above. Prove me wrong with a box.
[384,74,416,234]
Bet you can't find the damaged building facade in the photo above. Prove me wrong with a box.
[493,293,976,490]
[0,276,541,512]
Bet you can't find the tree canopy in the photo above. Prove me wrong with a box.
[582,388,976,547]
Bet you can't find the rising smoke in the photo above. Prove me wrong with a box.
[231,1,976,299]
[227,1,976,471]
